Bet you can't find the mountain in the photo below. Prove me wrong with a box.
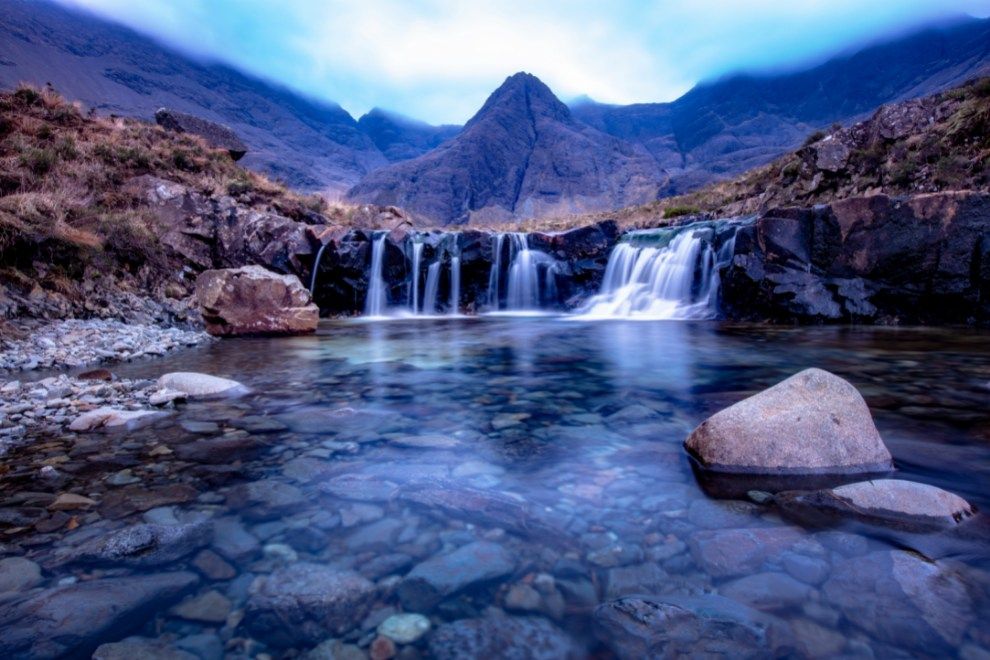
[0,0,388,193]
[347,73,666,225]
[572,16,990,194]
[357,109,461,162]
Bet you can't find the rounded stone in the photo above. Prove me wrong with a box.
[830,479,974,524]
[156,372,248,398]
[377,613,431,644]
[0,557,42,593]
[685,368,893,474]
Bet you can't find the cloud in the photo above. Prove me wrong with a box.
[55,0,990,124]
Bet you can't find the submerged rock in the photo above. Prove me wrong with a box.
[398,541,516,611]
[0,556,42,593]
[685,368,892,475]
[68,407,165,432]
[378,613,431,644]
[242,563,376,647]
[157,372,248,398]
[777,478,976,531]
[594,593,792,658]
[68,521,211,567]
[196,265,318,336]
[0,571,198,658]
[428,614,582,660]
[93,636,197,660]
[823,550,974,650]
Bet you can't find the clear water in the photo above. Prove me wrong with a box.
[6,318,990,657]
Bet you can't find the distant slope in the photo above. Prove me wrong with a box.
[573,16,990,194]
[0,0,387,193]
[347,73,666,225]
[357,109,461,162]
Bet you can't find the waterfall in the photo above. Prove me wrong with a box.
[487,233,505,308]
[491,233,559,312]
[577,221,742,320]
[449,255,461,315]
[423,261,441,314]
[409,241,423,314]
[364,234,388,317]
[309,242,329,295]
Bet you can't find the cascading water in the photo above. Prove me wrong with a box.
[408,241,423,314]
[449,255,461,315]
[577,220,743,320]
[364,234,388,317]
[422,261,441,314]
[490,233,560,313]
[309,242,329,295]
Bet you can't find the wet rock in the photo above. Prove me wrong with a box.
[49,492,97,510]
[505,583,542,612]
[594,593,792,658]
[93,636,198,660]
[100,484,198,519]
[685,368,892,474]
[227,479,305,520]
[605,563,668,599]
[192,549,237,580]
[0,571,198,658]
[359,553,414,580]
[157,372,248,398]
[70,521,211,567]
[777,479,976,531]
[68,407,165,432]
[196,266,318,336]
[301,639,366,660]
[0,556,42,593]
[392,434,461,449]
[398,541,516,611]
[174,434,264,464]
[242,563,376,647]
[720,572,813,611]
[378,612,431,644]
[823,550,973,650]
[170,589,232,623]
[370,635,396,660]
[429,614,582,660]
[689,526,803,577]
[319,474,399,502]
[211,517,261,563]
[346,518,405,552]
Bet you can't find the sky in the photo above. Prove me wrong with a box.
[56,0,990,125]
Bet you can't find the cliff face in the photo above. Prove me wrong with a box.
[347,73,666,225]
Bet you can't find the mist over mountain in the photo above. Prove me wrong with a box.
[357,109,461,163]
[347,73,666,225]
[572,16,990,193]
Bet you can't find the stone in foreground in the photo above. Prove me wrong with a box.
[241,563,376,647]
[157,372,248,398]
[397,541,516,611]
[685,368,892,474]
[196,265,318,337]
[594,593,793,658]
[777,478,976,530]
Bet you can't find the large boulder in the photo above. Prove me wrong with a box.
[195,265,318,336]
[685,368,893,475]
[155,108,248,160]
[777,478,976,531]
[241,563,376,647]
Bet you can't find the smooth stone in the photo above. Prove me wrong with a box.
[594,594,792,658]
[0,572,199,658]
[0,557,42,593]
[227,479,305,520]
[156,372,248,399]
[180,420,220,434]
[170,589,232,623]
[69,407,165,432]
[242,563,376,647]
[398,541,516,611]
[70,522,211,567]
[377,613,431,644]
[320,474,399,502]
[429,615,582,660]
[392,434,461,449]
[685,368,893,474]
[49,493,97,510]
[211,517,261,563]
[689,526,804,577]
[192,549,237,580]
[93,637,198,660]
[605,563,668,599]
[720,572,813,611]
[823,550,974,650]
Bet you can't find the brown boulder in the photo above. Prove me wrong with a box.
[685,368,893,474]
[196,265,318,336]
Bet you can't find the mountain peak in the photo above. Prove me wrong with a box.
[468,71,571,128]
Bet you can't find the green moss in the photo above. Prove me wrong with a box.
[663,205,701,219]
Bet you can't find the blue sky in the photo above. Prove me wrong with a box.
[57,0,990,125]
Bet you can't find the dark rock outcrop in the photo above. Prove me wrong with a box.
[195,265,318,336]
[722,192,990,324]
[0,571,199,658]
[348,73,666,225]
[155,108,248,160]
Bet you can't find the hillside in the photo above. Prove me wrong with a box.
[572,16,990,195]
[0,0,387,194]
[357,109,461,163]
[0,85,405,322]
[347,73,665,225]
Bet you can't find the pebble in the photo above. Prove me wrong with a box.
[377,613,431,644]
